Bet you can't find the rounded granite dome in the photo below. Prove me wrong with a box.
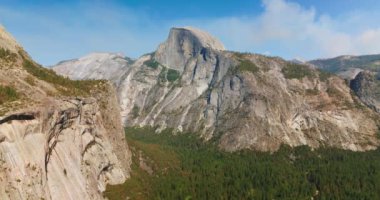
[178,26,225,51]
[154,26,225,72]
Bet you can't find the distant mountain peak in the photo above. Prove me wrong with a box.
[290,58,306,64]
[53,52,130,81]
[154,27,225,72]
[171,26,225,50]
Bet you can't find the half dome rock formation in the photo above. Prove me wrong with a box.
[0,25,131,200]
[154,27,225,72]
[53,27,380,152]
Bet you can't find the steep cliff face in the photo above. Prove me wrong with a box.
[309,54,380,114]
[53,27,380,152]
[0,99,127,200]
[0,25,131,199]
[154,27,225,72]
[350,71,380,113]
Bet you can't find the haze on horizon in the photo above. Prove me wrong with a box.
[1,0,380,65]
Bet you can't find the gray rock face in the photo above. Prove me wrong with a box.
[0,26,132,200]
[53,52,131,82]
[309,54,380,114]
[350,71,380,113]
[154,27,225,72]
[53,27,380,152]
[337,68,363,80]
[0,98,129,200]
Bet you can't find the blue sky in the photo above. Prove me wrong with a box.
[1,0,380,65]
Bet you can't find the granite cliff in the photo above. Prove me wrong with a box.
[0,25,131,200]
[310,54,380,113]
[54,27,380,152]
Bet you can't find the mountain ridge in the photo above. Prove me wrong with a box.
[308,53,380,113]
[0,25,132,200]
[53,26,380,152]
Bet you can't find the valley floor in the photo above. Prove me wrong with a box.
[104,127,380,200]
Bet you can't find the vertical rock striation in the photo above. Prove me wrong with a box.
[53,27,380,152]
[0,98,129,200]
[0,24,131,200]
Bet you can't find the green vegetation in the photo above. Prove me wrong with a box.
[21,56,104,96]
[236,59,259,74]
[25,75,36,86]
[305,88,319,96]
[326,87,341,98]
[318,70,333,82]
[167,69,180,82]
[0,85,19,105]
[0,48,17,63]
[158,67,180,83]
[144,59,160,69]
[233,52,252,59]
[282,63,315,80]
[131,105,140,119]
[105,127,380,200]
[233,52,260,74]
[311,54,380,73]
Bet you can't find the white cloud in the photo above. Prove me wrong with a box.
[1,0,380,64]
[188,0,380,60]
[355,29,380,54]
[0,2,170,65]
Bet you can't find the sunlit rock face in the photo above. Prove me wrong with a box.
[154,27,225,72]
[53,27,380,152]
[0,98,130,200]
[0,25,132,200]
[53,52,131,82]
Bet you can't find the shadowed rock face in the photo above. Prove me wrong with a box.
[0,113,35,124]
[53,26,380,152]
[309,54,380,114]
[0,25,131,200]
[350,71,380,113]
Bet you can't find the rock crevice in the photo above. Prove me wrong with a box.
[0,98,129,200]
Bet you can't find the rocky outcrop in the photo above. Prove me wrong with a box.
[53,26,380,152]
[0,25,131,200]
[154,27,225,72]
[0,98,129,200]
[350,71,380,113]
[308,53,380,114]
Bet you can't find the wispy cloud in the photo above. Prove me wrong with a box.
[1,0,380,65]
[193,0,380,60]
[0,1,170,65]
